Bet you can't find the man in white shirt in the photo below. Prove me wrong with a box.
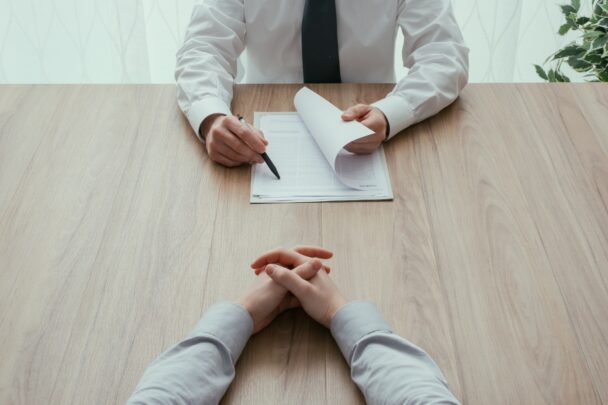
[176,0,469,167]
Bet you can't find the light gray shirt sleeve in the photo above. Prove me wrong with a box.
[127,301,253,405]
[330,301,460,405]
[128,300,458,404]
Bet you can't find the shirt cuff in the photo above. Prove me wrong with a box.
[330,301,393,365]
[189,302,253,364]
[186,97,232,142]
[372,96,417,140]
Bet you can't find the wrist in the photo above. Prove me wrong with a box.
[372,107,389,140]
[235,297,254,319]
[200,113,225,142]
[326,296,348,326]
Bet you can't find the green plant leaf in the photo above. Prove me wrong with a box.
[595,1,608,16]
[568,56,593,71]
[572,0,581,11]
[592,35,608,50]
[557,71,571,81]
[534,64,549,80]
[561,4,577,16]
[558,23,572,35]
[584,51,603,64]
[583,31,602,41]
[598,17,608,28]
[566,12,579,26]
[597,70,608,81]
[554,44,586,58]
[576,16,590,25]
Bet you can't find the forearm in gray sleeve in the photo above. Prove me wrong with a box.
[127,302,253,405]
[331,301,460,405]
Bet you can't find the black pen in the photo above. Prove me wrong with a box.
[237,115,280,180]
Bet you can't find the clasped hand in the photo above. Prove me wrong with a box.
[237,246,347,334]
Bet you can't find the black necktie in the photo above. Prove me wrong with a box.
[301,0,342,83]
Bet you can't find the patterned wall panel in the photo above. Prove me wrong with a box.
[0,0,584,83]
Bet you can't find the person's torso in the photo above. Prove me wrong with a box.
[238,0,399,83]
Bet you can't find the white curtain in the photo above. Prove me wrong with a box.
[0,0,584,83]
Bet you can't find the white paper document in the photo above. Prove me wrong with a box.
[251,87,393,203]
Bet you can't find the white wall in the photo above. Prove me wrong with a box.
[0,0,584,83]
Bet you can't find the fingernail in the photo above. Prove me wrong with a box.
[307,259,320,270]
[266,265,274,275]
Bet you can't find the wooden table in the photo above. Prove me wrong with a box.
[1,84,607,404]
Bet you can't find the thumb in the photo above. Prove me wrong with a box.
[260,130,269,145]
[266,264,313,298]
[341,104,371,121]
[293,259,322,280]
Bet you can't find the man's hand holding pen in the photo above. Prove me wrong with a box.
[200,113,267,167]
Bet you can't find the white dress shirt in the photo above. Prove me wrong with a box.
[176,0,469,141]
[127,301,460,404]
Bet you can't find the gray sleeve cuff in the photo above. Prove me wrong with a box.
[186,97,232,142]
[372,95,417,140]
[189,301,254,363]
[330,301,393,365]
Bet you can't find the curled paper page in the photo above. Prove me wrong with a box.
[293,87,375,190]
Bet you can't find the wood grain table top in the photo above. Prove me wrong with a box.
[0,83,607,404]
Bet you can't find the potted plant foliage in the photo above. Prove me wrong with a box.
[535,0,608,82]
